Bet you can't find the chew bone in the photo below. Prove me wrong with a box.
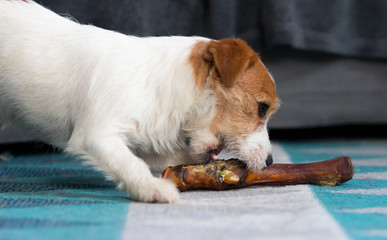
[162,156,354,191]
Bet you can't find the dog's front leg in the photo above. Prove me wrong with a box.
[67,134,179,203]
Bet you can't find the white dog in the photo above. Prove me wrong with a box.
[0,0,279,203]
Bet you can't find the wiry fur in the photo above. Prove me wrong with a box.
[0,1,279,203]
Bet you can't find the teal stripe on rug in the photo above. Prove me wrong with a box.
[281,141,387,240]
[0,153,130,240]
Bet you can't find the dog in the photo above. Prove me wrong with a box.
[0,0,279,203]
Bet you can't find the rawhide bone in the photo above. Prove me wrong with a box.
[162,156,354,191]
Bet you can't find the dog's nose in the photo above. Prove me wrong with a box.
[265,155,273,166]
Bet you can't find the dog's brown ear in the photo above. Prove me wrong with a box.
[204,39,256,88]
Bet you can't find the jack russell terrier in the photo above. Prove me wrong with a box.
[0,0,279,203]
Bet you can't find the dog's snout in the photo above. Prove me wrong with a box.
[265,155,273,166]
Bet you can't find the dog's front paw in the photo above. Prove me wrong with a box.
[128,178,179,203]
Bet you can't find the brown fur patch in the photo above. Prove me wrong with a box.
[188,41,212,90]
[212,56,278,138]
[189,38,278,140]
[205,39,257,88]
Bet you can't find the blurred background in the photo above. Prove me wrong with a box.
[1,0,387,147]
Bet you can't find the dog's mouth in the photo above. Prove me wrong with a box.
[200,144,224,164]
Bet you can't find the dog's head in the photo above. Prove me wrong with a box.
[189,39,279,171]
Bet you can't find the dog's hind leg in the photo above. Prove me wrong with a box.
[66,132,179,203]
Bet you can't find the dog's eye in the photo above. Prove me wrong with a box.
[258,103,269,118]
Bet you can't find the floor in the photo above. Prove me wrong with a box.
[1,140,386,240]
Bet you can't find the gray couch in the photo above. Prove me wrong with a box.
[265,49,387,128]
[1,0,387,143]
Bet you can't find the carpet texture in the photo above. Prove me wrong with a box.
[1,140,386,240]
[0,154,129,240]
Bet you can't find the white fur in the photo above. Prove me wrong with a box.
[0,1,274,203]
[238,122,272,171]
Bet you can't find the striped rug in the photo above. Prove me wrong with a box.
[1,140,386,240]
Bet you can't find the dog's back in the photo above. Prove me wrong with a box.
[0,1,206,149]
[0,1,85,145]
